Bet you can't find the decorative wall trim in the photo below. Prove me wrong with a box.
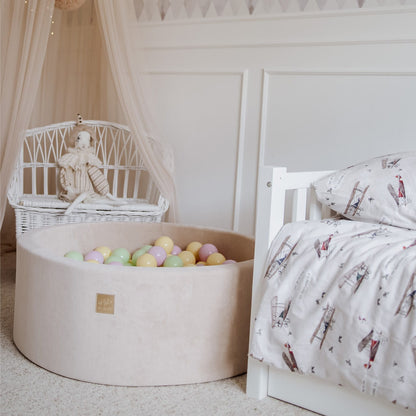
[140,38,416,50]
[264,69,416,76]
[233,69,249,231]
[144,69,249,231]
[258,68,416,167]
[133,0,416,23]
[136,7,416,51]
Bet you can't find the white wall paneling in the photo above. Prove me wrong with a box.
[260,69,416,171]
[136,7,416,236]
[143,69,248,231]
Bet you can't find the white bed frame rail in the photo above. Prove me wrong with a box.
[247,166,333,399]
[246,166,412,416]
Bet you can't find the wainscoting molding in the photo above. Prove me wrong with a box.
[144,69,249,231]
[260,68,416,170]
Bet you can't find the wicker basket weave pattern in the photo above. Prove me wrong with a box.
[8,121,169,235]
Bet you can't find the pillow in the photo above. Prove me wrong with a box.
[313,152,416,230]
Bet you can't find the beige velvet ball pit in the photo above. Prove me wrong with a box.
[13,222,254,386]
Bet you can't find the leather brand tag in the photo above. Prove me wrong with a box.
[96,293,115,314]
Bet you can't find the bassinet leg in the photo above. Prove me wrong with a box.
[246,356,269,399]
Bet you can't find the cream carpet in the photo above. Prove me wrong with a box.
[1,247,315,416]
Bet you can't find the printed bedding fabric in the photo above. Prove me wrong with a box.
[250,219,416,410]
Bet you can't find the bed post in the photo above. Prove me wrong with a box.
[246,166,287,399]
[246,357,269,399]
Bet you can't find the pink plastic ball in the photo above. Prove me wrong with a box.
[84,250,104,264]
[147,245,167,267]
[223,259,237,264]
[198,243,218,262]
[171,245,182,256]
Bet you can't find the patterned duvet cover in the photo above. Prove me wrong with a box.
[250,219,416,410]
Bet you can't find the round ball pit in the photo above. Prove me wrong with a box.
[14,222,254,386]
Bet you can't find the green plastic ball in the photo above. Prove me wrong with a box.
[163,255,184,267]
[111,248,130,263]
[132,245,152,265]
[105,254,124,265]
[64,250,84,261]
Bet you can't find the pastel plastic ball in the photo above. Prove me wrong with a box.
[86,259,99,264]
[94,246,112,260]
[105,255,124,265]
[154,236,174,254]
[112,248,130,263]
[131,245,152,265]
[171,245,182,256]
[207,252,226,266]
[163,255,184,267]
[223,259,237,264]
[196,261,207,266]
[108,261,123,266]
[147,245,167,266]
[136,253,157,267]
[64,250,83,261]
[178,250,196,266]
[186,241,202,260]
[84,250,104,264]
[198,243,218,262]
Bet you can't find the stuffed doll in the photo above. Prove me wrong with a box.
[58,114,120,214]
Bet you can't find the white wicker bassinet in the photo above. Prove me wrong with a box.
[7,120,169,235]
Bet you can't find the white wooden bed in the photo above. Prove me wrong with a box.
[246,166,412,416]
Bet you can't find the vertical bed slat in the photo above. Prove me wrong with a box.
[322,205,332,219]
[309,189,322,221]
[292,188,307,222]
[268,168,287,246]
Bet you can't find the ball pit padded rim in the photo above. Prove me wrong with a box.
[17,221,255,271]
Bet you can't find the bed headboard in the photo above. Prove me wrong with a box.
[255,166,334,248]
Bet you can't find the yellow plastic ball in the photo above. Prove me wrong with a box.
[186,241,202,260]
[154,236,174,254]
[178,250,196,266]
[86,259,99,264]
[136,253,157,267]
[95,246,112,260]
[196,261,207,266]
[207,252,226,266]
